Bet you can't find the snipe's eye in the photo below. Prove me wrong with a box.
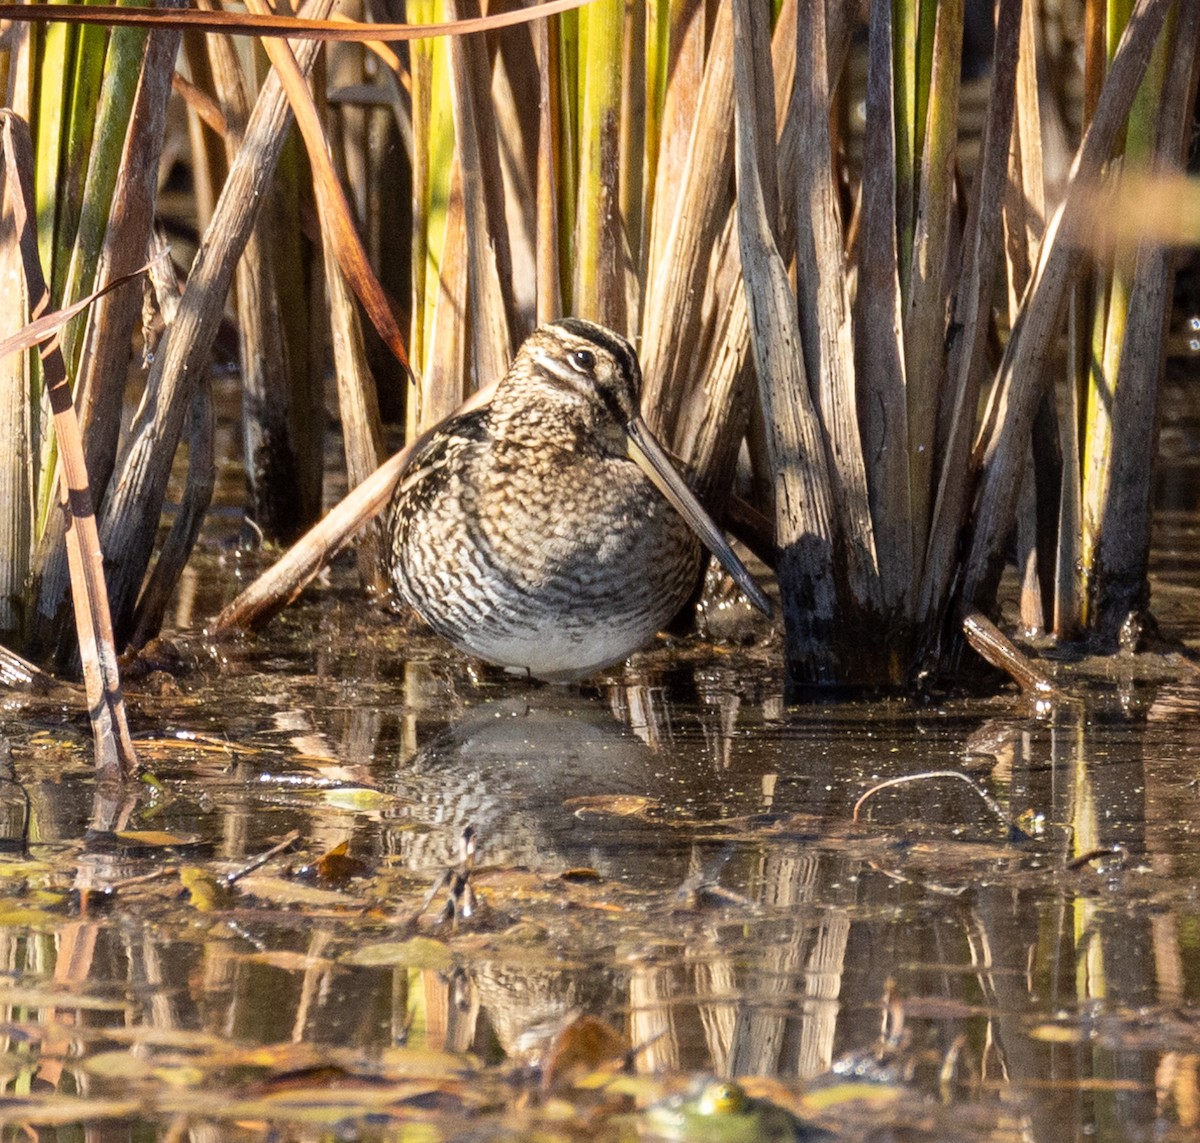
[568,348,596,374]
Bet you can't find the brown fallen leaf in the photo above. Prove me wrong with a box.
[542,1014,630,1093]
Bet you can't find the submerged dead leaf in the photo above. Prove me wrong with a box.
[296,840,373,885]
[564,795,658,819]
[108,830,210,855]
[542,1014,630,1093]
[559,867,603,883]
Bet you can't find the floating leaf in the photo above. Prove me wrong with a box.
[377,1045,476,1078]
[234,875,362,909]
[84,1050,156,1081]
[343,937,453,970]
[0,901,61,927]
[799,1081,903,1111]
[240,950,337,973]
[312,787,400,812]
[103,1026,228,1052]
[179,866,234,912]
[151,1064,207,1089]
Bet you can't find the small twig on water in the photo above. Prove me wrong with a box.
[853,769,1011,829]
[222,829,302,887]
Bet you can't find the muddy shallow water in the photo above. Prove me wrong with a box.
[2,558,1200,1142]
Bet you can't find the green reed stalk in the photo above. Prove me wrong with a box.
[1079,0,1168,624]
[555,5,579,313]
[891,0,918,298]
[573,0,625,327]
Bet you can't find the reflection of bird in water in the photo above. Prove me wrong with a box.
[388,318,769,682]
[387,692,693,876]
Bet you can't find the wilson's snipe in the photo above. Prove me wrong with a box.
[388,318,770,681]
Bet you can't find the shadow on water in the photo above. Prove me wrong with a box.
[3,584,1200,1141]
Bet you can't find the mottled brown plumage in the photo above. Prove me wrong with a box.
[388,318,768,680]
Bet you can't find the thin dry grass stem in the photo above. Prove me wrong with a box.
[1057,289,1086,637]
[671,0,796,507]
[181,29,225,231]
[1007,0,1054,638]
[640,0,734,443]
[128,240,214,651]
[533,18,561,326]
[407,0,433,384]
[445,0,516,386]
[1079,16,1171,621]
[916,0,1023,648]
[322,156,388,592]
[0,0,596,41]
[960,0,1174,618]
[172,69,227,137]
[852,769,1010,828]
[131,390,214,651]
[732,0,839,685]
[855,0,911,618]
[1,111,136,780]
[0,183,31,643]
[0,641,67,692]
[0,23,34,645]
[98,0,335,648]
[1092,0,1200,639]
[0,261,156,361]
[213,381,497,634]
[617,0,644,301]
[491,29,540,330]
[891,0,918,297]
[792,0,879,616]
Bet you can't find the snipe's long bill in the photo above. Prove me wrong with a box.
[388,317,771,681]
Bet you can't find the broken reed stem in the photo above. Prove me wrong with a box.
[960,607,1064,699]
[1,112,136,781]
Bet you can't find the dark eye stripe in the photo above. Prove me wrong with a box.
[551,317,642,401]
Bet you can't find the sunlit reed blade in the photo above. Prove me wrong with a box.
[624,415,771,617]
